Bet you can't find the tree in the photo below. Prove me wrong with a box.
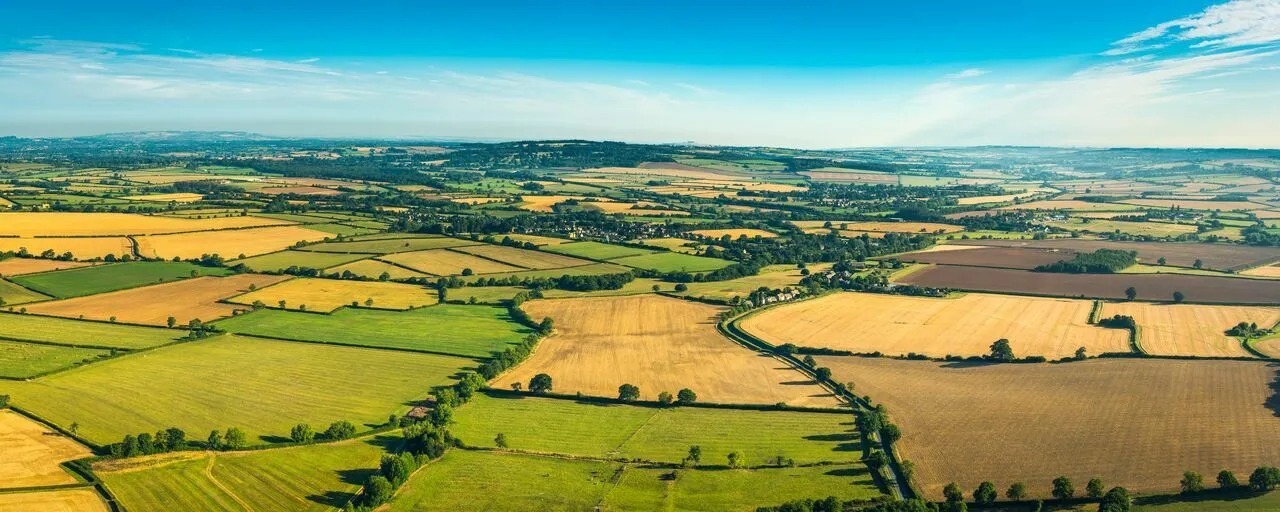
[674,283,688,292]
[727,450,745,468]
[989,338,1015,362]
[618,383,640,401]
[290,423,315,444]
[207,430,223,450]
[814,367,832,380]
[652,284,661,292]
[361,475,394,507]
[325,420,356,440]
[495,432,508,448]
[1052,476,1075,499]
[166,316,176,328]
[0,394,8,408]
[164,427,186,450]
[1181,471,1204,494]
[973,481,997,505]
[1157,257,1167,265]
[802,355,817,367]
[1006,482,1027,501]
[1217,469,1240,488]
[1249,466,1280,491]
[365,297,374,307]
[677,388,697,404]
[224,427,247,449]
[1172,291,1185,303]
[380,452,416,486]
[70,423,80,435]
[1193,259,1204,269]
[1087,477,1105,498]
[1075,346,1088,360]
[943,482,964,503]
[657,391,674,405]
[1098,487,1131,512]
[430,402,454,427]
[1125,287,1137,301]
[529,373,553,393]
[881,424,902,443]
[685,445,702,466]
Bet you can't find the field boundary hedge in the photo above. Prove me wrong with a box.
[221,332,489,362]
[478,388,851,414]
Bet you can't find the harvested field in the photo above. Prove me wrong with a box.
[11,261,233,298]
[228,250,369,272]
[226,277,437,312]
[1242,263,1280,278]
[460,262,635,284]
[214,305,528,358]
[1101,302,1279,357]
[0,313,180,349]
[0,489,107,512]
[845,221,963,233]
[0,335,473,444]
[587,165,741,181]
[298,236,477,254]
[1120,198,1267,211]
[998,200,1139,211]
[325,259,428,279]
[543,241,655,260]
[254,185,343,196]
[99,435,388,512]
[495,295,836,407]
[801,169,898,184]
[673,264,827,301]
[517,194,585,212]
[948,238,1280,271]
[817,356,1280,498]
[609,252,733,272]
[896,265,1280,304]
[0,258,93,276]
[1254,336,1280,358]
[135,225,333,259]
[450,244,593,269]
[0,237,131,260]
[1048,219,1199,237]
[0,212,287,236]
[634,237,704,254]
[379,249,523,276]
[742,292,1127,359]
[498,234,571,246]
[895,246,1078,270]
[120,193,203,203]
[581,200,687,216]
[25,274,289,326]
[0,409,93,488]
[689,228,778,239]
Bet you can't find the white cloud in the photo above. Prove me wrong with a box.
[943,68,987,79]
[1107,0,1280,55]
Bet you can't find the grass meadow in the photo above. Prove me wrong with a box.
[10,261,232,298]
[0,312,182,349]
[229,250,371,272]
[609,252,734,273]
[543,241,656,260]
[213,305,528,358]
[0,339,110,378]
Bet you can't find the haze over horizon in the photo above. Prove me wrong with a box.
[2,0,1279,148]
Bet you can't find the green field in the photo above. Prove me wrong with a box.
[459,262,634,284]
[388,450,882,512]
[213,305,529,358]
[0,278,48,305]
[0,335,472,444]
[230,250,370,272]
[0,339,110,379]
[308,223,380,236]
[610,252,734,273]
[543,241,656,260]
[673,264,820,301]
[10,261,233,298]
[1131,491,1280,511]
[539,277,666,298]
[101,435,391,512]
[1046,218,1199,237]
[446,286,527,304]
[0,312,182,349]
[451,394,860,466]
[299,237,478,254]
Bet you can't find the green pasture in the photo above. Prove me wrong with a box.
[10,261,233,298]
[543,241,656,260]
[299,237,478,254]
[0,312,182,349]
[0,278,48,305]
[610,252,734,273]
[0,339,110,379]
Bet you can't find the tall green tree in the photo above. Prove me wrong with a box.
[1051,476,1074,499]
[973,481,997,505]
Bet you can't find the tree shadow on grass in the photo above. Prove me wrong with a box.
[363,434,399,450]
[258,434,291,444]
[939,360,1000,369]
[803,432,862,452]
[307,490,359,508]
[824,466,870,478]
[1266,363,1280,418]
[1135,487,1268,507]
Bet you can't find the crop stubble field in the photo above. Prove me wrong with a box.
[817,356,1280,498]
[0,409,93,488]
[496,295,837,406]
[25,273,291,325]
[742,292,1129,359]
[1101,302,1280,357]
[897,265,1280,304]
[226,277,438,312]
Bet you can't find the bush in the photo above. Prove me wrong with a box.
[324,420,356,441]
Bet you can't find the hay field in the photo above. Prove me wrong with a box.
[0,489,107,512]
[998,200,1139,211]
[451,244,593,269]
[0,237,131,260]
[689,228,778,239]
[956,189,1050,205]
[0,212,287,236]
[12,261,234,299]
[26,274,289,326]
[325,259,427,279]
[495,295,836,407]
[228,250,369,272]
[499,234,571,246]
[379,249,523,275]
[135,225,333,259]
[1242,263,1280,278]
[674,264,826,301]
[1120,199,1267,211]
[1101,302,1280,357]
[0,279,47,305]
[581,200,687,216]
[544,241,655,260]
[0,259,93,277]
[0,335,472,444]
[299,235,476,254]
[120,193,203,203]
[0,410,93,488]
[517,194,584,212]
[818,356,1280,498]
[585,165,740,181]
[99,435,388,512]
[0,340,109,379]
[0,313,180,349]
[1254,336,1280,358]
[610,252,733,272]
[227,277,437,312]
[741,292,1128,359]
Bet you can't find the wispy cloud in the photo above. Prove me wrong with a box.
[1105,0,1280,55]
[943,68,987,79]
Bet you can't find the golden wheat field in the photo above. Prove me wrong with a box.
[325,259,429,279]
[378,249,523,276]
[0,212,288,237]
[0,410,93,488]
[227,277,438,312]
[120,193,204,203]
[689,228,778,239]
[516,195,585,212]
[26,274,290,326]
[1242,264,1280,278]
[740,292,1129,359]
[496,295,838,407]
[818,356,1280,498]
[0,259,94,277]
[134,225,333,259]
[0,237,132,260]
[580,200,687,216]
[450,244,592,270]
[1100,302,1280,357]
[0,489,108,512]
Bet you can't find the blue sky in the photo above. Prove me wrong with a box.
[1,1,1278,147]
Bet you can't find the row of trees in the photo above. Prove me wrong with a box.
[1034,249,1138,274]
